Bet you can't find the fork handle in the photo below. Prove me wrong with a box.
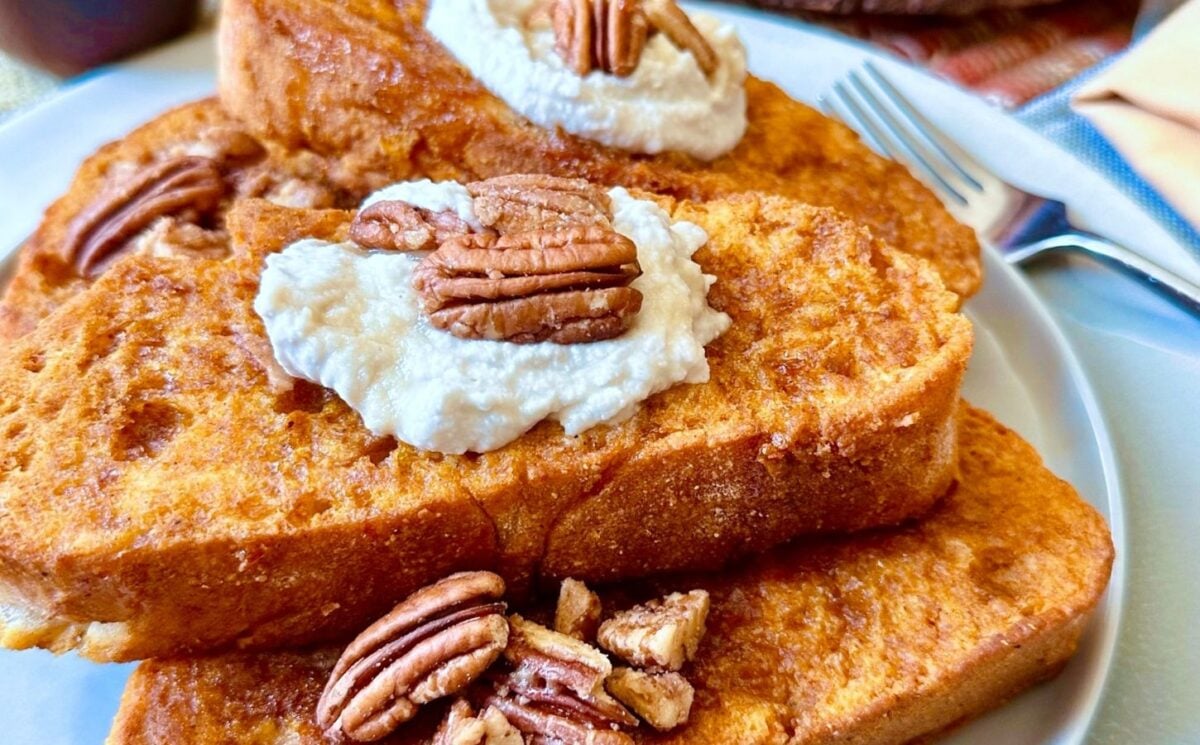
[1008,232,1200,315]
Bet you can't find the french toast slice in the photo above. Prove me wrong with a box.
[105,405,1115,744]
[0,193,970,661]
[216,0,982,299]
[0,98,345,342]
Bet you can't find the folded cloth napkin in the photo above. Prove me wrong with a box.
[1073,0,1200,232]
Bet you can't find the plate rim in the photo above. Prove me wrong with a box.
[0,11,1126,744]
[695,8,1126,740]
[971,247,1126,745]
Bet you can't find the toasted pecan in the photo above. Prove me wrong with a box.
[467,174,612,233]
[65,156,225,277]
[484,693,633,744]
[350,199,478,252]
[484,616,636,742]
[555,578,603,642]
[548,0,716,78]
[412,226,642,344]
[606,668,694,731]
[433,700,525,745]
[597,590,709,672]
[642,0,718,76]
[317,572,509,742]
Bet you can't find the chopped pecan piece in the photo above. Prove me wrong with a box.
[65,156,226,278]
[555,578,602,643]
[485,615,637,741]
[597,590,709,671]
[351,199,478,252]
[504,616,621,705]
[434,700,525,745]
[605,668,694,731]
[131,218,230,261]
[317,572,509,742]
[467,175,612,233]
[262,177,338,210]
[548,0,717,78]
[412,227,642,344]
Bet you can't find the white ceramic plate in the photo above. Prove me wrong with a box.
[0,10,1126,744]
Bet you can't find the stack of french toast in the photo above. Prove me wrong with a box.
[0,0,1113,743]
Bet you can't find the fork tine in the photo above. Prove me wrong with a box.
[833,77,967,207]
[863,62,989,192]
[818,92,887,154]
[846,70,977,205]
[830,82,902,160]
[816,95,842,129]
[835,82,933,183]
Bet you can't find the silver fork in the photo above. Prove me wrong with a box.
[821,62,1200,315]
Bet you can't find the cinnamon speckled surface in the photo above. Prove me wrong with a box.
[106,405,1113,745]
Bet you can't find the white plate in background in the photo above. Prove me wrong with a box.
[0,12,1130,744]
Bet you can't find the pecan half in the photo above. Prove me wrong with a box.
[434,700,525,745]
[605,668,694,731]
[412,227,642,344]
[504,616,629,713]
[66,156,226,278]
[467,175,612,234]
[350,200,478,252]
[427,287,641,344]
[484,616,636,742]
[552,0,648,77]
[317,572,510,742]
[555,578,602,643]
[551,0,595,76]
[548,0,716,78]
[484,693,633,745]
[597,590,710,672]
[597,0,650,77]
[642,0,718,77]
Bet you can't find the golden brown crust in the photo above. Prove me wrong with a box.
[0,98,345,343]
[105,405,1115,745]
[216,0,981,298]
[540,195,968,584]
[0,194,969,661]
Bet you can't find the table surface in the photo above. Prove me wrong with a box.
[0,51,56,119]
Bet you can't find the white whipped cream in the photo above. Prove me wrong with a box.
[254,183,731,454]
[425,0,748,161]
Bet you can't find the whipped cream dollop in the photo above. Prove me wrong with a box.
[254,181,731,454]
[425,0,748,161]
